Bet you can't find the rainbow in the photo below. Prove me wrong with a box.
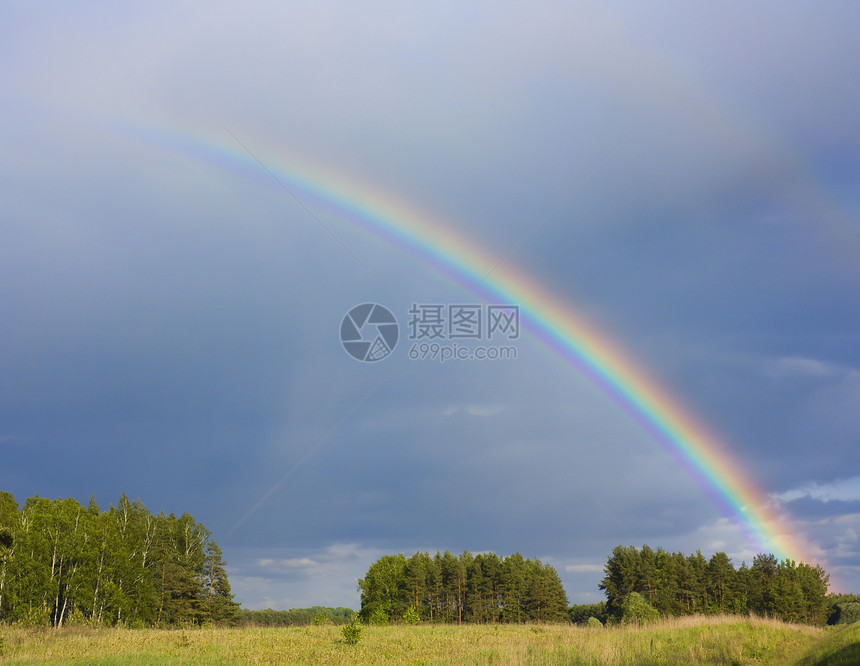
[124,122,810,564]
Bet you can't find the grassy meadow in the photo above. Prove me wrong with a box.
[0,616,855,665]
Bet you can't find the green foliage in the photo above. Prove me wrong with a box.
[0,492,239,628]
[586,616,603,628]
[826,593,860,626]
[832,601,860,625]
[239,607,354,626]
[358,553,407,621]
[341,615,362,645]
[201,540,241,625]
[403,604,420,624]
[369,607,389,625]
[621,591,660,625]
[569,601,608,625]
[14,607,51,627]
[600,544,831,626]
[311,613,329,625]
[525,558,569,622]
[359,550,569,624]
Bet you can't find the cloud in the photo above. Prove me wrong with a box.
[2,0,859,613]
[764,357,853,380]
[564,563,604,574]
[440,404,505,417]
[774,477,860,504]
[258,558,319,571]
[230,543,386,609]
[783,513,860,593]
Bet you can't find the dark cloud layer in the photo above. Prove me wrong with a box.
[2,2,859,606]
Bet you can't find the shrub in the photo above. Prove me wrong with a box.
[311,613,329,626]
[369,608,389,626]
[833,602,860,625]
[587,616,603,628]
[403,605,420,625]
[14,607,50,628]
[621,592,660,625]
[342,617,362,645]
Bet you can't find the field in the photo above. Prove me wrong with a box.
[0,616,856,665]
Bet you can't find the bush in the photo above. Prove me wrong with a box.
[369,608,389,626]
[14,607,50,628]
[621,592,660,625]
[587,616,603,628]
[311,613,329,626]
[832,602,860,626]
[403,605,420,624]
[342,617,362,645]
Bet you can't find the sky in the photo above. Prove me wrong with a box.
[2,1,859,609]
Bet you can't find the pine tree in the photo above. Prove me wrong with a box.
[599,545,641,619]
[688,550,709,613]
[500,553,526,623]
[706,552,735,613]
[404,552,429,618]
[465,555,488,622]
[749,553,779,617]
[524,560,568,622]
[796,562,829,625]
[455,551,471,624]
[481,553,502,624]
[639,545,659,606]
[202,540,240,624]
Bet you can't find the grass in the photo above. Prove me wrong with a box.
[0,616,847,665]
[794,621,860,666]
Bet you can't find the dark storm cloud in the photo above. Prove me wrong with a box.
[783,498,860,521]
[2,1,858,608]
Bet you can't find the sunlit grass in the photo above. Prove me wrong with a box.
[0,615,832,665]
[794,621,860,666]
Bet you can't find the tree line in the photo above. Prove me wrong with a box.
[0,492,239,627]
[596,545,830,625]
[826,593,860,626]
[358,551,568,623]
[1,491,843,630]
[239,606,355,626]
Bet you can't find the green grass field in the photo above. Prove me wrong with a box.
[0,616,855,665]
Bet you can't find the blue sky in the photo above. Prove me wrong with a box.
[2,1,859,608]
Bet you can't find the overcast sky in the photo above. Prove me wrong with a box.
[2,1,859,608]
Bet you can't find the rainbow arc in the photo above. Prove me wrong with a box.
[128,123,810,564]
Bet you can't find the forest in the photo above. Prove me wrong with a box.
[358,551,569,623]
[594,544,831,625]
[0,492,239,627]
[362,546,837,627]
[0,490,848,630]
